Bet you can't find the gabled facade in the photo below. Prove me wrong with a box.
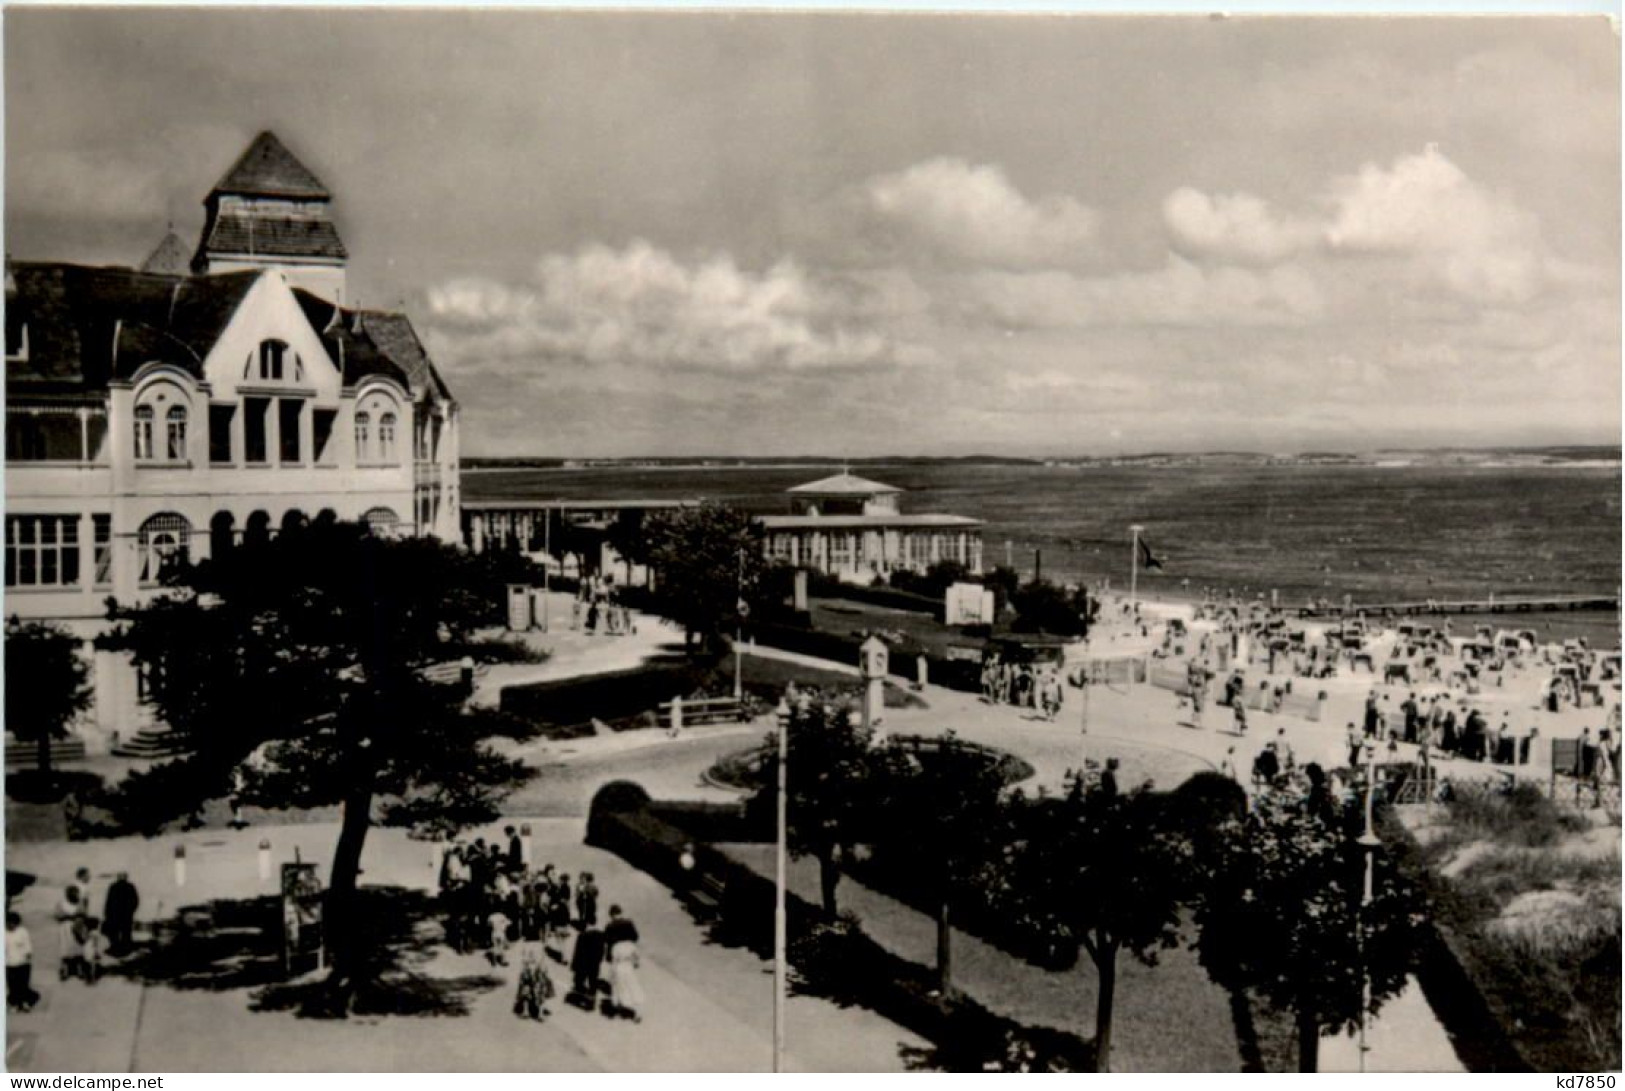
[5,131,460,748]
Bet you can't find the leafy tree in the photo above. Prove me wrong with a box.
[1010,579,1093,637]
[603,508,649,585]
[642,503,770,652]
[1190,789,1424,1072]
[989,773,1190,1070]
[981,565,1021,615]
[756,698,878,917]
[871,733,1008,995]
[97,520,530,1004]
[4,620,93,778]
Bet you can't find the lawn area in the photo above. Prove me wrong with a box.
[1401,788,1621,1071]
[807,597,984,661]
[721,843,1243,1072]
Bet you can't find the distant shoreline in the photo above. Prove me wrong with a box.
[462,456,1623,473]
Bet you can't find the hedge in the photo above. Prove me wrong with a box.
[809,579,944,618]
[586,789,1096,1071]
[500,662,695,728]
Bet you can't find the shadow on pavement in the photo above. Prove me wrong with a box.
[106,886,501,1019]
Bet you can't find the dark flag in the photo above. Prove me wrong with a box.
[1138,536,1164,571]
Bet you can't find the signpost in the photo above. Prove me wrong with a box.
[281,860,325,977]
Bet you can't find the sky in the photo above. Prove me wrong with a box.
[5,10,1620,458]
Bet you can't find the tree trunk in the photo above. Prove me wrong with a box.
[935,897,953,996]
[818,850,840,917]
[36,732,52,779]
[1296,1000,1319,1073]
[324,780,375,1005]
[1094,939,1118,1072]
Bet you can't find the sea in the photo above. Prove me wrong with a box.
[464,463,1623,645]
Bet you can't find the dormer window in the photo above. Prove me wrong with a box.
[259,340,286,381]
[246,339,304,383]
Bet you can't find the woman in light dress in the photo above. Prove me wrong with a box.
[602,904,645,1022]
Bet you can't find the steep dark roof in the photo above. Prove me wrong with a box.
[362,310,453,403]
[289,290,413,390]
[197,213,347,262]
[211,131,331,200]
[7,262,259,391]
[140,231,190,275]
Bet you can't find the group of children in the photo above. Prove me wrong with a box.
[438,827,645,1024]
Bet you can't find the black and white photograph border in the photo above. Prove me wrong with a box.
[2,0,1620,1078]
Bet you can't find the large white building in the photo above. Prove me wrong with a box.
[5,131,460,751]
[761,472,984,581]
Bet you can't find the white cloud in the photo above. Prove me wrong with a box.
[425,239,905,375]
[954,256,1326,330]
[863,157,1100,269]
[1325,145,1548,303]
[1163,187,1322,265]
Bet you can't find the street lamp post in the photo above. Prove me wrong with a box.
[1129,524,1145,614]
[773,695,791,1073]
[735,548,747,701]
[1356,740,1382,1073]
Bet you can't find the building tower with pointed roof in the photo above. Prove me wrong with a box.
[7,129,460,753]
[191,131,349,303]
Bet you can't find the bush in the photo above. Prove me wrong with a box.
[1444,782,1588,848]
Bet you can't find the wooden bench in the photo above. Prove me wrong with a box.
[657,697,747,728]
[686,872,728,919]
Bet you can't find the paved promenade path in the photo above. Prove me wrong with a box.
[6,821,923,1072]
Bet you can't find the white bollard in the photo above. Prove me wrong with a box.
[258,839,272,884]
[520,823,533,868]
[174,843,186,888]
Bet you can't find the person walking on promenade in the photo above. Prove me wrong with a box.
[575,872,600,930]
[6,912,38,1011]
[505,825,524,874]
[603,905,645,1022]
[513,944,555,1022]
[1099,758,1120,798]
[570,923,607,1011]
[54,885,88,982]
[1233,694,1248,736]
[1363,690,1380,738]
[1346,723,1363,770]
[101,872,139,958]
[1219,746,1238,782]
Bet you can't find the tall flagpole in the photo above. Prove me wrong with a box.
[1129,524,1144,614]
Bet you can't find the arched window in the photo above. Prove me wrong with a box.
[379,413,397,462]
[134,405,155,460]
[165,405,188,462]
[138,512,191,584]
[354,412,371,461]
[363,507,400,538]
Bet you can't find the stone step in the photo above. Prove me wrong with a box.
[109,726,191,759]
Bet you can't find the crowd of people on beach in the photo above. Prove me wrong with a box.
[438,826,646,1024]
